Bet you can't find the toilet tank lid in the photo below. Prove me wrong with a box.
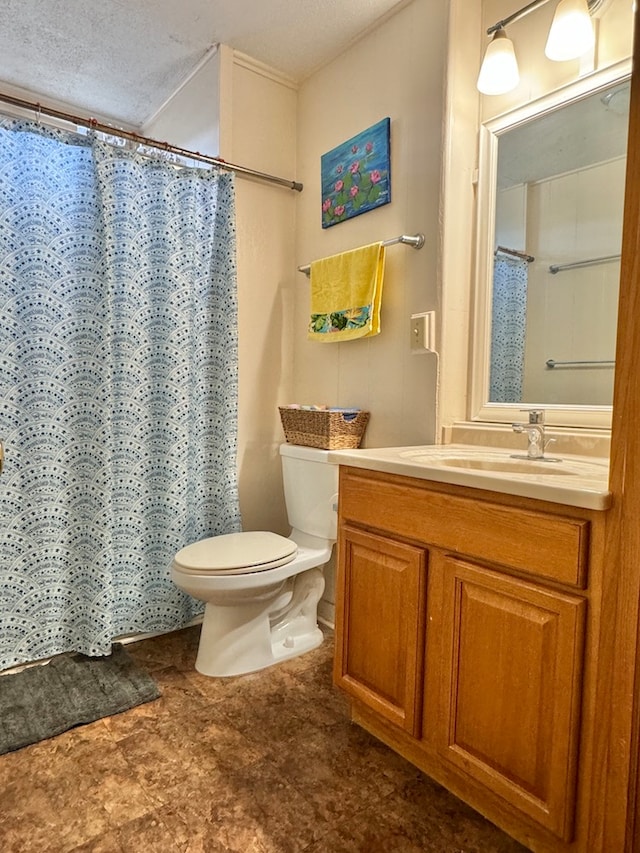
[174,531,297,571]
[279,443,334,463]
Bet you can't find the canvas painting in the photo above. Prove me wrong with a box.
[321,117,391,228]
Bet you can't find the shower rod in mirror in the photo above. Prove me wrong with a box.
[495,245,535,263]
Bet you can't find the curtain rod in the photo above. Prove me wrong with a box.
[0,91,303,192]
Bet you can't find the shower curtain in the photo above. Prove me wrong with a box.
[0,120,241,671]
[489,255,529,403]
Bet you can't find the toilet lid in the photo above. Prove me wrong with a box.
[173,531,298,575]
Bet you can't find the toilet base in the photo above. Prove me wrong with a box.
[265,625,324,669]
[194,567,325,677]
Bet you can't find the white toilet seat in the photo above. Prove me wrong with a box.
[173,531,298,576]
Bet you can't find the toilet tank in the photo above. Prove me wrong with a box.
[279,444,339,541]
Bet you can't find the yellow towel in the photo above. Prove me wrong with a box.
[308,243,386,342]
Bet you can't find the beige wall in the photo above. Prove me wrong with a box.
[292,0,449,623]
[293,0,448,449]
[223,51,298,535]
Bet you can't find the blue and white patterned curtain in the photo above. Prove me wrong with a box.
[489,255,529,403]
[0,120,241,670]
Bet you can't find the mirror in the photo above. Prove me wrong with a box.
[472,63,631,428]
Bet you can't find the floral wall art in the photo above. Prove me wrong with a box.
[320,117,391,228]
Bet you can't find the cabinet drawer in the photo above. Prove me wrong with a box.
[339,468,589,587]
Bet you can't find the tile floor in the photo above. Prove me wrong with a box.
[0,625,527,853]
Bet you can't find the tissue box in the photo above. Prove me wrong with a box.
[279,407,370,450]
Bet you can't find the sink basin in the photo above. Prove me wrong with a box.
[328,444,611,510]
[434,457,573,475]
[398,448,601,477]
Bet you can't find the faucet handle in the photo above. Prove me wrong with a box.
[520,408,545,425]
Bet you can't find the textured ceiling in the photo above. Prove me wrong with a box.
[0,0,407,127]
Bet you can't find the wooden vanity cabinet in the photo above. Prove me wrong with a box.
[333,465,605,852]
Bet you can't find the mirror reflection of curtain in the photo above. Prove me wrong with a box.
[0,119,241,670]
[489,256,528,403]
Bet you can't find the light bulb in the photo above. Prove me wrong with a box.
[477,29,520,96]
[545,0,595,61]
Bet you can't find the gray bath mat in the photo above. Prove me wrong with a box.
[0,643,161,755]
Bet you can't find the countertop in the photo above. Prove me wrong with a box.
[328,443,611,510]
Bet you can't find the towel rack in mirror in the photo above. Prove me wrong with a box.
[548,254,621,275]
[297,232,425,277]
[546,358,616,369]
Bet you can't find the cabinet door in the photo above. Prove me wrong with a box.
[427,553,586,841]
[334,526,427,736]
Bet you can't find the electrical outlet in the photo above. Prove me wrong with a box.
[410,312,436,353]
[410,315,425,350]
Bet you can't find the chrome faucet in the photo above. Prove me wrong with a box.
[511,409,558,460]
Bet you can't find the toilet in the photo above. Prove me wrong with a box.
[171,443,338,677]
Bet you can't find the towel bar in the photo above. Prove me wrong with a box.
[545,358,615,369]
[298,233,425,277]
[548,254,621,274]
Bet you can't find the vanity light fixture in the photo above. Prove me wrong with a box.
[478,0,605,96]
[545,0,595,60]
[477,29,520,95]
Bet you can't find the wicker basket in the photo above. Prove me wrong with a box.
[279,407,369,450]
